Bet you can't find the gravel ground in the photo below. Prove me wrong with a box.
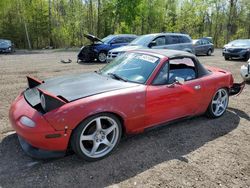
[0,49,249,188]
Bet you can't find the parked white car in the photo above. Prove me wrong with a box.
[240,59,250,81]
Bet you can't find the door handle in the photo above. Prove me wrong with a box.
[194,85,201,90]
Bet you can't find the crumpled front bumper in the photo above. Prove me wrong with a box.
[18,136,65,159]
[9,93,71,159]
[77,46,98,62]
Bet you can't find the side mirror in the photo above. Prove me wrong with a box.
[167,77,185,88]
[175,77,185,85]
[148,41,157,48]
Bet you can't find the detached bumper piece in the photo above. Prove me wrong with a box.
[18,136,65,160]
[229,81,245,96]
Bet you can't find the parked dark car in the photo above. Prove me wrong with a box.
[107,33,194,62]
[77,34,137,63]
[0,39,14,53]
[223,39,250,61]
[193,38,214,56]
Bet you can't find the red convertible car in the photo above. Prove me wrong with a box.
[9,49,244,161]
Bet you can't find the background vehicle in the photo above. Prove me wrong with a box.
[0,39,14,53]
[193,38,214,56]
[240,59,250,81]
[77,34,137,63]
[10,49,243,161]
[222,39,250,61]
[107,33,194,62]
[201,37,213,43]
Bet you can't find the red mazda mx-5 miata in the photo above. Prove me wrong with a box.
[9,49,244,161]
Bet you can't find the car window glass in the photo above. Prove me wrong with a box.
[166,36,179,45]
[182,36,191,43]
[152,62,169,85]
[179,36,190,43]
[168,58,196,84]
[153,36,166,46]
[125,37,136,43]
[204,40,209,44]
[100,52,160,84]
[112,37,125,44]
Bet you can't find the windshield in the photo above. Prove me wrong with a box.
[100,52,160,84]
[0,40,11,46]
[228,40,250,46]
[129,35,155,46]
[101,35,114,43]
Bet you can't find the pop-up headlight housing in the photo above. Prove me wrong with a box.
[37,88,68,113]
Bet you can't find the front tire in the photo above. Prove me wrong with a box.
[243,53,250,61]
[98,51,107,63]
[206,88,229,118]
[71,113,122,161]
[224,55,230,60]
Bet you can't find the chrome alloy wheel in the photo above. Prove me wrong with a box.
[98,52,107,62]
[79,116,119,158]
[211,88,228,117]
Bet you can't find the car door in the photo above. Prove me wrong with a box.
[202,40,210,53]
[200,40,206,54]
[163,35,180,50]
[195,40,204,54]
[145,57,205,127]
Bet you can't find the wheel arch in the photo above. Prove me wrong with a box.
[71,111,127,137]
[98,49,108,54]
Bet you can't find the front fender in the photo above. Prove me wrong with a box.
[44,86,146,134]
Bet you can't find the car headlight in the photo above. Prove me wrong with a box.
[40,94,46,111]
[38,89,67,113]
[20,116,36,128]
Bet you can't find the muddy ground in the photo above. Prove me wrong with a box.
[0,49,249,188]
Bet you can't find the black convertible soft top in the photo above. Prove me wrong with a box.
[134,49,210,78]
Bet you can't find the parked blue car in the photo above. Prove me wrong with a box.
[77,34,137,63]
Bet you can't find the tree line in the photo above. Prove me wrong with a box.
[0,0,249,49]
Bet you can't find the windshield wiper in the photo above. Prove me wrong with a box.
[108,73,127,82]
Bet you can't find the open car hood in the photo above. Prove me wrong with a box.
[84,34,103,43]
[24,73,139,107]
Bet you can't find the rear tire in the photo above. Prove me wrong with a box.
[71,113,122,161]
[207,49,212,56]
[206,88,229,118]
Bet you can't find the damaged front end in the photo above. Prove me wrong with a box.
[77,34,103,62]
[77,45,98,62]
